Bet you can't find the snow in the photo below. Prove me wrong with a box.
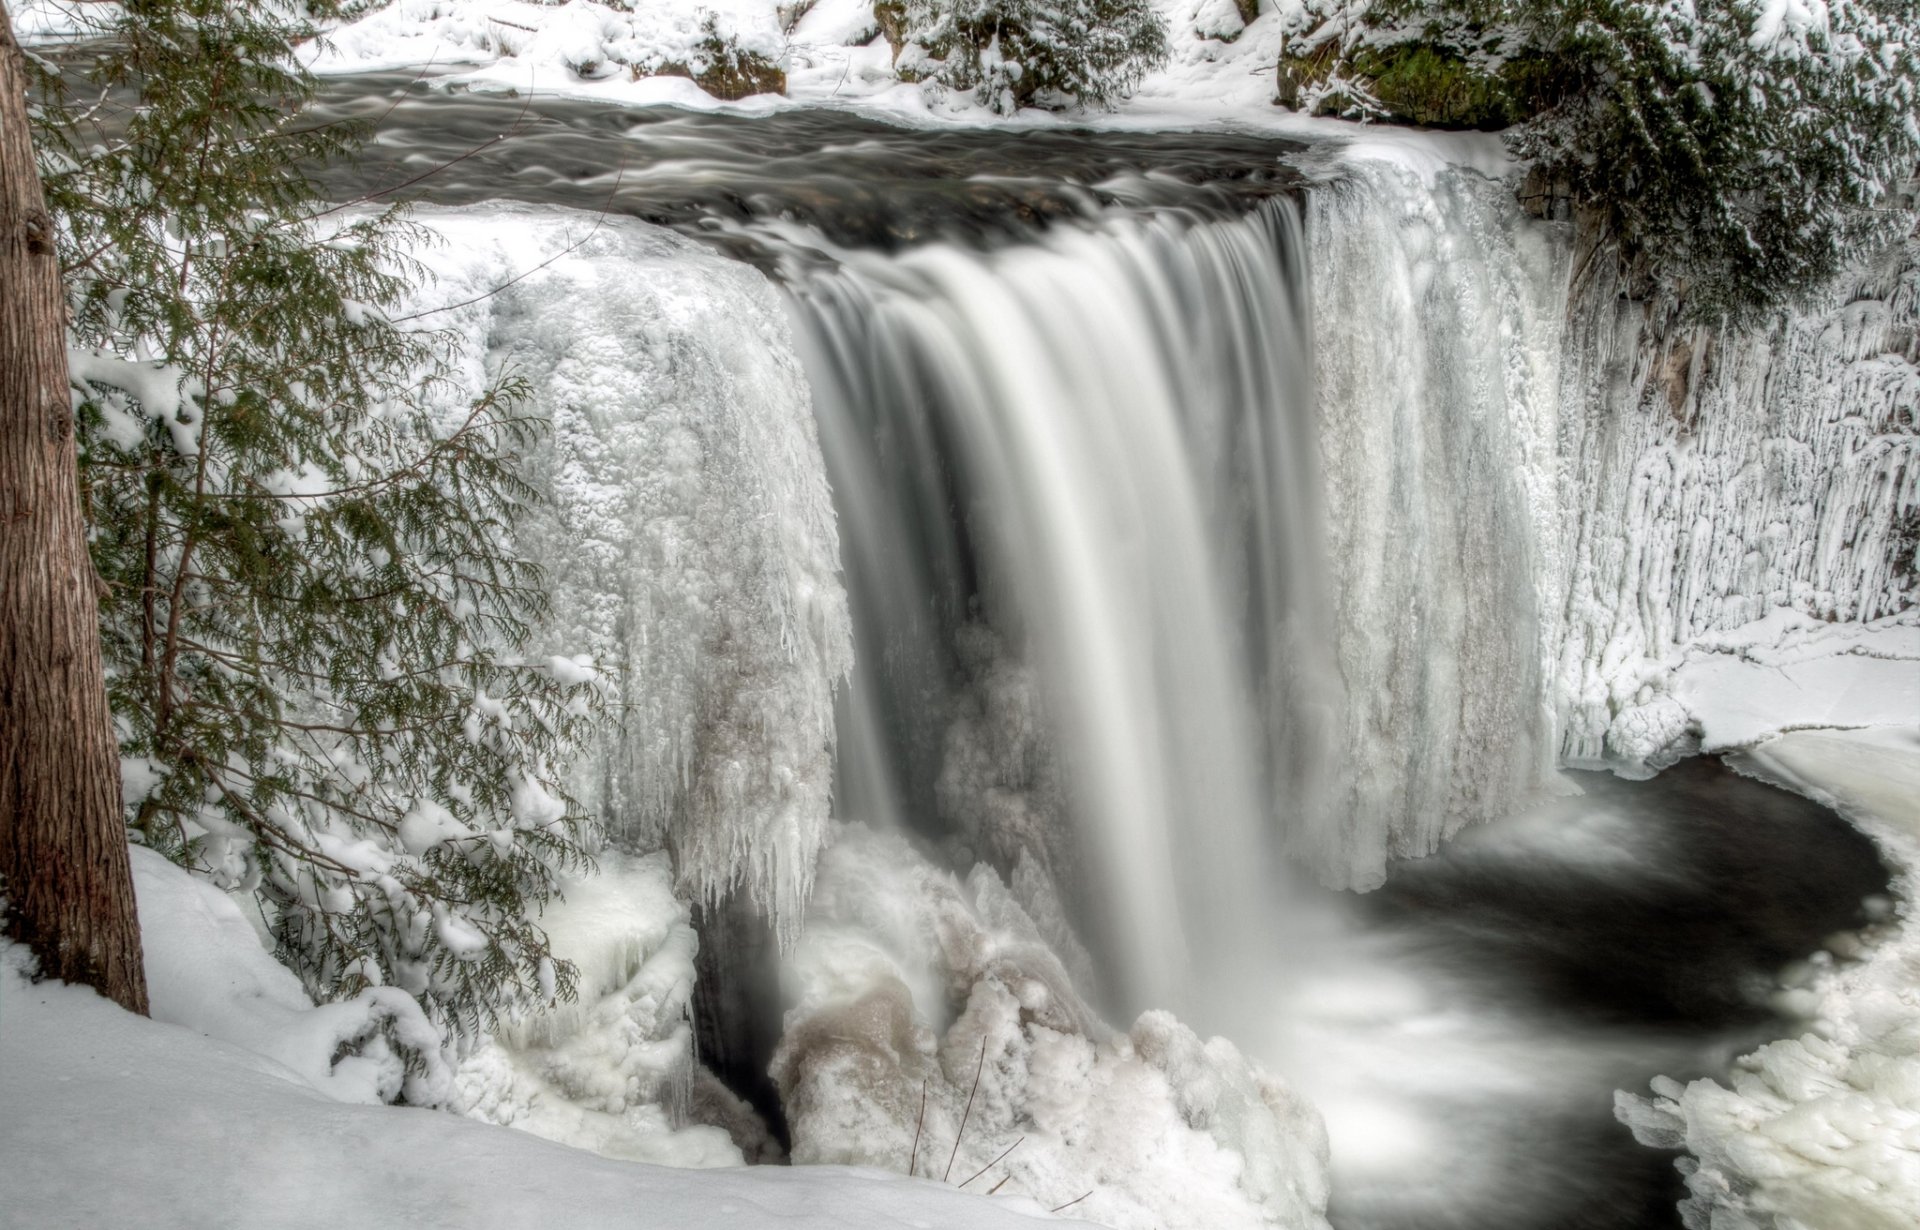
[401,204,852,940]
[298,0,1500,153]
[128,844,454,1107]
[9,0,117,41]
[0,944,1064,1230]
[1667,612,1920,752]
[774,823,1332,1230]
[1617,726,1920,1230]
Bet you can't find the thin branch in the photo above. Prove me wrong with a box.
[303,87,538,224]
[909,1078,927,1178]
[1050,1191,1094,1214]
[957,1137,1022,1190]
[944,1040,988,1183]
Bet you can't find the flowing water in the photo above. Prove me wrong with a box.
[308,75,1896,1229]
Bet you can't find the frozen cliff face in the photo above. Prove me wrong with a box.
[416,207,852,938]
[772,824,1333,1230]
[1304,159,1573,888]
[1312,154,1918,796]
[1556,238,1920,766]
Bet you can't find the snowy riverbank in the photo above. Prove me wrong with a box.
[0,923,1057,1230]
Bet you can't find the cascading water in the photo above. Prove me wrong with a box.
[796,199,1323,1017]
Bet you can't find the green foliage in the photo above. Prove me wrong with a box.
[896,0,1170,112]
[30,1,598,1035]
[1293,0,1920,322]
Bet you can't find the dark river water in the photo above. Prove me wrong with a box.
[294,74,1894,1230]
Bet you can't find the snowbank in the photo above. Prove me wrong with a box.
[129,844,453,1107]
[0,940,1062,1230]
[1616,727,1920,1230]
[774,824,1332,1230]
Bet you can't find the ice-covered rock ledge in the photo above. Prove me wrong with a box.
[1617,727,1920,1230]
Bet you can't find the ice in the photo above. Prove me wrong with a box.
[1557,239,1920,767]
[406,205,851,940]
[1617,727,1920,1230]
[1303,157,1575,887]
[773,824,1332,1230]
[452,852,750,1167]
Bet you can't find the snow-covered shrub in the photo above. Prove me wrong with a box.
[1287,0,1920,321]
[890,0,1170,112]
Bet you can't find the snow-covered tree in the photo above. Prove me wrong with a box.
[29,1,598,1038]
[1287,0,1920,320]
[891,0,1170,112]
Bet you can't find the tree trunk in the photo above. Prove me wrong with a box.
[0,2,148,1015]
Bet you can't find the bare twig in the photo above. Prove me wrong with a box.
[987,1174,1013,1196]
[958,1136,1022,1189]
[1050,1191,1094,1214]
[909,1078,927,1178]
[944,1040,987,1182]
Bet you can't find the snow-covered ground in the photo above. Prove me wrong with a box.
[0,916,1057,1229]
[1617,726,1920,1230]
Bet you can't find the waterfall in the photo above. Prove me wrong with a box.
[794,158,1582,1014]
[795,199,1320,1015]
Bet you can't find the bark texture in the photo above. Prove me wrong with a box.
[0,2,148,1014]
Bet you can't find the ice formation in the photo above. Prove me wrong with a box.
[1304,158,1572,887]
[412,206,851,938]
[1309,154,1918,806]
[1616,727,1920,1230]
[451,852,750,1167]
[773,824,1333,1230]
[1557,237,1920,767]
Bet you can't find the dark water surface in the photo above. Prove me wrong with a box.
[1323,758,1890,1230]
[306,72,1303,265]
